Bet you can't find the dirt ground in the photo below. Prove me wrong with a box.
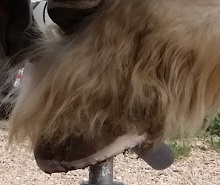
[0,121,220,185]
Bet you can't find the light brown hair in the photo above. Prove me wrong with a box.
[8,0,220,149]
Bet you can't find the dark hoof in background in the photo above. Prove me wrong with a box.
[0,103,11,120]
[0,88,13,121]
[133,142,175,170]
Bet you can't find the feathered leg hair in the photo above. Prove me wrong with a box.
[6,0,220,151]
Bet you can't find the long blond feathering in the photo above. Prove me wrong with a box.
[8,0,220,148]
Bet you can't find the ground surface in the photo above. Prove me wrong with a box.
[1,121,220,185]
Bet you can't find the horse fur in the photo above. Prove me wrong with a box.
[8,0,220,149]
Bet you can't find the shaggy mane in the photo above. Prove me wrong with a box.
[7,0,220,148]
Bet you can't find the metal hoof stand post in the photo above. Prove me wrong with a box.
[82,158,124,185]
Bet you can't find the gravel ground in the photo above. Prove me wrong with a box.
[1,121,220,185]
